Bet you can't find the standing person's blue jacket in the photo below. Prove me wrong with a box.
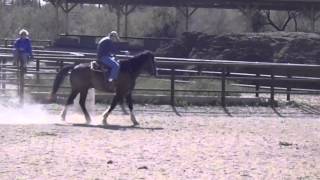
[14,37,33,56]
[13,29,33,67]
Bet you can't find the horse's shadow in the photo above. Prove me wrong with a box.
[56,123,163,131]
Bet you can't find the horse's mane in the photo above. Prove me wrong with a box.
[120,50,153,73]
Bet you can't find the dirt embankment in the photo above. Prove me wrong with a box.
[156,32,320,64]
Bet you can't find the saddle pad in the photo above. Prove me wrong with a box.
[90,61,106,72]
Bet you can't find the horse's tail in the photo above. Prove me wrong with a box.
[49,64,77,102]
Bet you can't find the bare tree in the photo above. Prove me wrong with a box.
[239,7,267,32]
[263,10,298,31]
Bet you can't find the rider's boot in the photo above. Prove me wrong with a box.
[105,78,116,92]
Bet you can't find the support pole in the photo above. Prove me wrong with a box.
[221,67,226,107]
[59,2,78,35]
[18,60,25,105]
[286,74,291,101]
[270,72,275,106]
[0,58,2,90]
[121,4,136,37]
[177,7,198,32]
[64,3,69,34]
[170,68,175,106]
[1,57,7,90]
[255,73,260,97]
[36,58,40,83]
[116,7,121,34]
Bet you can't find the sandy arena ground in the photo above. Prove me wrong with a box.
[0,95,320,179]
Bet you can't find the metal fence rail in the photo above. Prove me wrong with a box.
[1,48,320,106]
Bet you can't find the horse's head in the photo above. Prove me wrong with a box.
[140,51,156,76]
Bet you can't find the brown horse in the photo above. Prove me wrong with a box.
[50,51,155,126]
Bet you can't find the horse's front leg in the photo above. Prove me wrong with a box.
[126,93,138,126]
[102,95,121,126]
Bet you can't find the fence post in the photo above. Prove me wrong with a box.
[221,66,226,107]
[197,66,202,76]
[59,60,64,70]
[36,58,40,83]
[255,73,260,97]
[4,39,8,47]
[0,57,6,90]
[18,64,25,105]
[2,62,6,90]
[286,74,291,101]
[0,58,2,90]
[270,71,275,106]
[170,68,175,106]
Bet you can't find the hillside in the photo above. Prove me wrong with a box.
[156,32,320,64]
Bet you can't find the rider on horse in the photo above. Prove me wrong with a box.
[97,31,121,92]
[13,29,33,68]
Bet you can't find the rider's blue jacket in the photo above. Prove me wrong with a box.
[97,37,118,59]
[13,37,33,55]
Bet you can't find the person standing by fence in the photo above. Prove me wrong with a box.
[13,29,33,70]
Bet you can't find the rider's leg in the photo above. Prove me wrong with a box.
[102,56,119,82]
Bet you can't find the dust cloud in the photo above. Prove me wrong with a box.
[0,102,60,125]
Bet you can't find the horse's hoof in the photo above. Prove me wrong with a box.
[133,122,139,126]
[102,120,108,126]
[48,95,57,103]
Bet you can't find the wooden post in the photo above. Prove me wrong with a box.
[122,5,136,37]
[197,66,202,76]
[221,67,226,107]
[124,5,128,37]
[0,57,6,90]
[177,7,198,32]
[0,58,2,90]
[59,2,77,35]
[4,39,8,47]
[2,62,6,90]
[270,72,275,106]
[170,68,175,106]
[286,74,291,101]
[116,7,121,35]
[36,58,40,83]
[19,64,25,105]
[59,60,64,70]
[255,73,260,97]
[64,5,69,34]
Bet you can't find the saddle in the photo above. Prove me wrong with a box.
[90,61,108,72]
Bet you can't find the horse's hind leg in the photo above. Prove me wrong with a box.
[79,89,91,124]
[102,94,121,126]
[126,93,138,126]
[120,98,129,115]
[61,90,79,121]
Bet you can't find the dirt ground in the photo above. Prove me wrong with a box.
[0,95,320,179]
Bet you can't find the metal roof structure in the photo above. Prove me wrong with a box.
[49,0,320,11]
[46,0,320,35]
